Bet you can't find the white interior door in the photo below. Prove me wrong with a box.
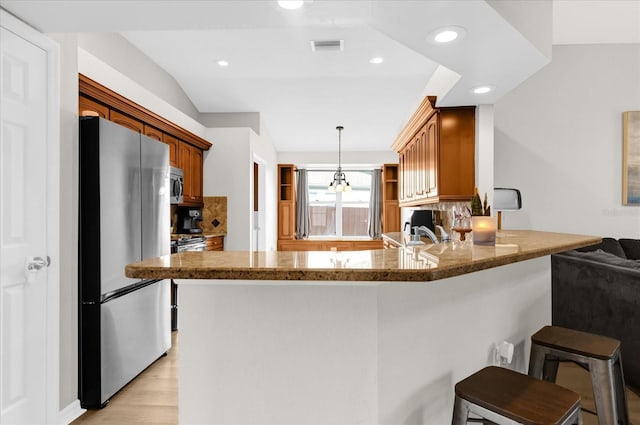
[0,24,50,425]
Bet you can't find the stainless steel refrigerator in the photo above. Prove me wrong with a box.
[79,116,171,408]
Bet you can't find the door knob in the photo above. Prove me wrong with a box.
[26,256,51,271]
[25,256,50,284]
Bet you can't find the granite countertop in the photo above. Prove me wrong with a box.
[127,230,600,282]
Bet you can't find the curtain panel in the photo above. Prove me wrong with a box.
[295,168,310,239]
[368,168,382,239]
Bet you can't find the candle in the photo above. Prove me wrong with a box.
[472,216,497,246]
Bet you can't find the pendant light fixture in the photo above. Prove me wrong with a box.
[328,125,352,192]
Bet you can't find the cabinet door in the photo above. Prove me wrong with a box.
[143,125,162,141]
[383,200,400,232]
[179,142,203,205]
[206,236,224,251]
[415,128,426,199]
[179,142,193,202]
[278,201,295,240]
[162,133,180,168]
[426,114,439,198]
[79,96,109,118]
[110,110,143,133]
[403,145,413,201]
[191,147,203,202]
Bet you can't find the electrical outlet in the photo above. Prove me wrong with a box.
[493,341,514,366]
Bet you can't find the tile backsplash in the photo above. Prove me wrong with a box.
[401,201,472,235]
[171,197,228,234]
[201,196,227,234]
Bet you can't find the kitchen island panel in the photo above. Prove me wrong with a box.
[178,256,550,424]
[179,283,378,425]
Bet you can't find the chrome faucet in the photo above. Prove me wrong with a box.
[435,225,451,242]
[413,226,440,244]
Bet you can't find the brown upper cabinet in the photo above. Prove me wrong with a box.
[79,96,109,118]
[143,124,163,141]
[109,110,143,134]
[79,74,211,207]
[392,96,475,207]
[179,142,203,205]
[161,133,180,168]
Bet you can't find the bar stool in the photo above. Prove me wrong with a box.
[453,366,582,425]
[528,325,629,425]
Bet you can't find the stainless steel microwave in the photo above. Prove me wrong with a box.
[170,166,184,204]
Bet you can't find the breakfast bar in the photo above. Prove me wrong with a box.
[126,230,599,424]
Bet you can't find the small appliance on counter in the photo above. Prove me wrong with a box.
[403,210,434,235]
[176,208,203,234]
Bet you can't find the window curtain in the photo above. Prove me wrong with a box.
[295,168,310,239]
[368,168,382,239]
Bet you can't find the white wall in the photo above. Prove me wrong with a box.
[250,128,278,252]
[203,126,279,252]
[48,32,80,412]
[476,105,495,209]
[77,33,201,122]
[495,44,640,238]
[203,128,252,250]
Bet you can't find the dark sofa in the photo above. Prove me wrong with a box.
[551,237,640,390]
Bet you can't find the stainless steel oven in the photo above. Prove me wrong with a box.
[173,235,207,252]
[170,166,183,204]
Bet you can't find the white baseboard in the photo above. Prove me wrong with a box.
[56,400,85,425]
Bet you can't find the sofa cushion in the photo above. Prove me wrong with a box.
[619,239,640,260]
[562,249,640,270]
[576,237,627,259]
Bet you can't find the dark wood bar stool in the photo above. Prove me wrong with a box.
[453,366,582,425]
[528,325,629,425]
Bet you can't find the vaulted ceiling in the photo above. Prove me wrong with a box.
[2,0,637,152]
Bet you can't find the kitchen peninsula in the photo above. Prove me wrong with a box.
[126,230,599,424]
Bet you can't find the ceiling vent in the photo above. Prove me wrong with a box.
[310,40,344,52]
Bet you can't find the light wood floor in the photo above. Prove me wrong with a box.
[71,332,639,424]
[71,332,178,425]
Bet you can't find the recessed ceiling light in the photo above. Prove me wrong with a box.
[369,57,384,64]
[217,60,229,67]
[434,30,458,43]
[471,86,493,94]
[426,26,466,45]
[278,0,304,9]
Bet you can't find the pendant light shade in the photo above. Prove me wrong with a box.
[328,126,352,192]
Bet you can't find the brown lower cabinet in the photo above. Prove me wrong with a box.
[277,239,383,251]
[206,235,224,251]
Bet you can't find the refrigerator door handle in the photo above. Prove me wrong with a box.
[100,279,161,304]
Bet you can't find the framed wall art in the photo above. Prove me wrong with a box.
[623,111,640,205]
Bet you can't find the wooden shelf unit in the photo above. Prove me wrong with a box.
[382,164,400,233]
[277,164,296,241]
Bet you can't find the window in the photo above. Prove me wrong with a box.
[307,170,371,238]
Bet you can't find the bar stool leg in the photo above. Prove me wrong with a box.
[562,407,583,425]
[613,356,630,425]
[528,343,546,379]
[589,358,619,425]
[542,354,560,382]
[451,395,470,425]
